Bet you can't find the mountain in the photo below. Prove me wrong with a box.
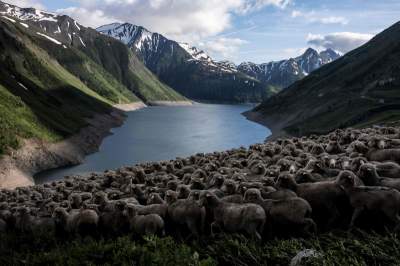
[0,2,186,104]
[238,48,341,89]
[0,1,187,156]
[98,23,270,102]
[247,21,400,137]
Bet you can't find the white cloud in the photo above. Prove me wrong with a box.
[291,10,348,25]
[4,0,44,9]
[307,32,374,53]
[57,0,291,44]
[57,7,116,28]
[199,37,248,60]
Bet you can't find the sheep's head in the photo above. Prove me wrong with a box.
[165,190,178,204]
[276,173,297,190]
[357,163,378,179]
[244,188,261,203]
[295,169,313,183]
[177,185,190,199]
[337,170,356,189]
[200,192,219,207]
[188,191,200,201]
[52,207,68,223]
[167,180,178,191]
[222,180,237,195]
[93,192,107,205]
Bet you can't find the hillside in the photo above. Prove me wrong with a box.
[98,23,270,103]
[248,21,400,137]
[0,16,117,154]
[0,2,186,104]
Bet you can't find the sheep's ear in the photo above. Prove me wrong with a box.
[360,160,365,165]
[206,194,212,198]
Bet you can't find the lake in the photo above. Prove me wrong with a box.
[35,104,270,183]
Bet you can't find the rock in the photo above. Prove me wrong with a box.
[290,249,322,266]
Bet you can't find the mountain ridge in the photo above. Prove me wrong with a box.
[98,22,340,101]
[248,20,400,138]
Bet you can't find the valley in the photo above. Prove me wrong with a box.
[0,1,400,265]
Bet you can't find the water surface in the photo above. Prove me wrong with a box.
[35,104,270,183]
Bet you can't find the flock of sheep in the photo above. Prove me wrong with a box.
[2,125,400,240]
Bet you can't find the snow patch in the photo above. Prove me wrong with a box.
[18,82,28,91]
[74,21,81,31]
[1,16,16,23]
[36,32,62,45]
[79,37,86,47]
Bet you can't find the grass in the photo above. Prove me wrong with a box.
[0,83,61,154]
[2,230,400,265]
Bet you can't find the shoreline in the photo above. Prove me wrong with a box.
[0,109,126,189]
[113,102,147,112]
[148,100,194,106]
[0,100,194,189]
[242,110,291,141]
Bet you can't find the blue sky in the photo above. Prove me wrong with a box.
[11,0,400,64]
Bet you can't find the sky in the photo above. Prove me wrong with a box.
[8,0,400,64]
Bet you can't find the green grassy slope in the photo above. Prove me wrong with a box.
[0,18,115,155]
[253,21,400,136]
[69,24,187,103]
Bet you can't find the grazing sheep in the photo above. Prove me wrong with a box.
[52,207,98,237]
[338,171,400,230]
[276,172,350,229]
[375,161,400,179]
[200,192,265,240]
[367,148,400,163]
[358,163,400,191]
[124,205,165,236]
[244,188,316,235]
[167,196,206,237]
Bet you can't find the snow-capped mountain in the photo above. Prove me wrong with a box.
[238,48,341,88]
[97,23,237,74]
[97,22,268,102]
[0,1,88,48]
[98,22,341,101]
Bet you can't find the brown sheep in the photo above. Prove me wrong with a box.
[200,192,265,240]
[276,172,351,229]
[244,188,316,235]
[338,171,400,230]
[375,161,400,179]
[124,205,165,236]
[167,196,206,237]
[358,163,400,191]
[366,148,400,164]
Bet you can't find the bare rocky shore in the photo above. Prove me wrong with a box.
[0,109,127,189]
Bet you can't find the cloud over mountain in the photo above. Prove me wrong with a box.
[307,32,374,53]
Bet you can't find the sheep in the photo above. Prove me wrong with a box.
[367,148,400,164]
[167,195,206,237]
[124,205,165,236]
[52,207,98,237]
[276,172,351,229]
[337,170,400,230]
[244,188,316,235]
[221,194,243,204]
[177,184,191,199]
[14,206,35,233]
[375,161,400,179]
[200,191,265,240]
[358,163,400,191]
[147,193,165,205]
